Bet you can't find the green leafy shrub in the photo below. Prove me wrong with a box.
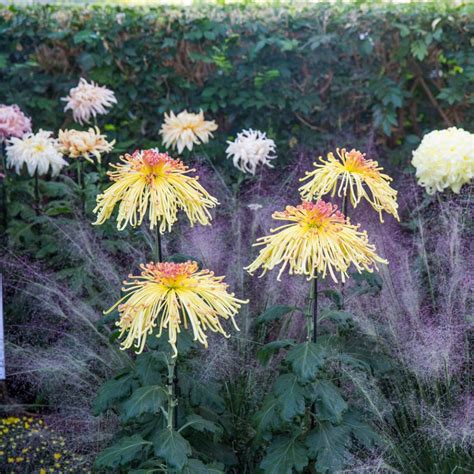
[0,3,472,169]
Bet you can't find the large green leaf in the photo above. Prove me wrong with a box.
[257,339,295,365]
[255,396,281,440]
[153,428,192,471]
[256,305,299,325]
[95,435,152,469]
[122,385,168,421]
[305,421,350,473]
[183,376,225,413]
[92,372,137,415]
[319,309,353,328]
[135,351,167,385]
[260,435,309,474]
[285,342,326,381]
[344,410,381,449]
[274,373,307,421]
[182,459,225,473]
[312,380,348,423]
[181,414,223,438]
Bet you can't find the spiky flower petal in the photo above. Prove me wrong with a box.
[226,129,277,175]
[93,149,218,232]
[6,130,67,177]
[107,261,247,356]
[58,127,115,164]
[62,78,117,125]
[411,127,474,194]
[160,110,217,153]
[245,200,387,283]
[299,148,399,222]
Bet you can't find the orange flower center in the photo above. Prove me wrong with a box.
[301,200,345,229]
[341,148,376,174]
[127,149,186,182]
[144,261,198,288]
[279,200,345,231]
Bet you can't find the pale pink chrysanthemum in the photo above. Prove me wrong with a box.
[0,104,32,143]
[62,78,117,125]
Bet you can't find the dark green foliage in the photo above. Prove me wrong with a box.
[260,435,309,474]
[0,3,472,170]
[121,385,168,421]
[253,285,389,473]
[153,429,192,471]
[92,343,228,471]
[95,435,153,470]
[285,342,326,380]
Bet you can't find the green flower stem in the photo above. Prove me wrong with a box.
[76,160,85,210]
[154,222,179,430]
[166,356,177,430]
[341,194,348,309]
[311,276,318,343]
[341,193,348,217]
[34,171,40,215]
[155,225,163,263]
[1,143,9,236]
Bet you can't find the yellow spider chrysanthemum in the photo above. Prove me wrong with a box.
[93,149,218,232]
[299,148,399,222]
[245,200,387,283]
[106,261,247,356]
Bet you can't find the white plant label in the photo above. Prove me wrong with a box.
[0,274,5,380]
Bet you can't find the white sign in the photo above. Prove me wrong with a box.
[0,273,5,380]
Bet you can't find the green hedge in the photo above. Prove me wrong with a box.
[0,3,472,167]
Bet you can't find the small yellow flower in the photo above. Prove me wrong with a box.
[106,261,248,356]
[160,110,218,153]
[58,127,115,164]
[93,149,218,232]
[54,453,62,460]
[299,148,399,222]
[245,200,387,283]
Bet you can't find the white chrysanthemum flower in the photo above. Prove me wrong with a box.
[62,78,117,125]
[412,127,474,194]
[6,130,67,177]
[159,110,218,153]
[226,129,277,175]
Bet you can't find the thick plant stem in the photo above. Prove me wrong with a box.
[34,171,40,214]
[311,276,318,343]
[166,357,177,430]
[155,225,163,263]
[309,276,318,429]
[341,194,349,309]
[154,222,179,429]
[1,143,8,236]
[341,193,348,217]
[76,160,85,210]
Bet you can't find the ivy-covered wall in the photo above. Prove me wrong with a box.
[0,3,472,167]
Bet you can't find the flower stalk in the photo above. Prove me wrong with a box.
[311,276,318,343]
[34,170,40,213]
[166,355,177,430]
[1,143,8,234]
[153,221,177,429]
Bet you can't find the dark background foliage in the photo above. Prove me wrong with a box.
[0,2,472,171]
